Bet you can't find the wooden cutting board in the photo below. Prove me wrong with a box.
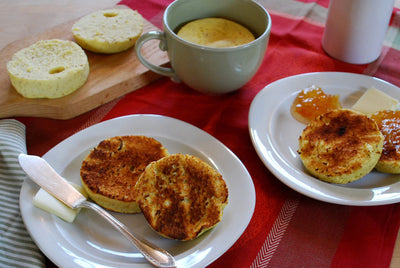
[0,8,169,120]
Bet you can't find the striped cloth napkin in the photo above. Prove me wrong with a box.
[0,119,45,268]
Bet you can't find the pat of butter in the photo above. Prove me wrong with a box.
[33,183,87,223]
[352,88,399,114]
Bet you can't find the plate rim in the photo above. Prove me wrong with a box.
[20,114,255,267]
[249,71,400,206]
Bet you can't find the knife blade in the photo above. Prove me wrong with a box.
[18,153,86,208]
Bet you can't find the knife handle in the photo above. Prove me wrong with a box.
[78,200,176,268]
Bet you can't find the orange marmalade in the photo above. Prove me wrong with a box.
[370,110,400,161]
[291,86,341,124]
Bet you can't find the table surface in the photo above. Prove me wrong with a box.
[1,0,399,267]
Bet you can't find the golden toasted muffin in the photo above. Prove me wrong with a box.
[80,135,168,213]
[177,17,255,48]
[7,39,89,98]
[135,154,228,241]
[72,8,143,53]
[298,109,384,184]
[370,110,400,174]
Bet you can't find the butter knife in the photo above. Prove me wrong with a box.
[18,153,176,268]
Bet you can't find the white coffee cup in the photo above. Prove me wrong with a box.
[322,0,394,64]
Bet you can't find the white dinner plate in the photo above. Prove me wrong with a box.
[249,72,400,206]
[20,114,255,267]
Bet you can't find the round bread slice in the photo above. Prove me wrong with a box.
[72,8,143,53]
[135,154,229,241]
[7,39,89,98]
[80,135,169,213]
[370,110,400,174]
[177,17,255,48]
[298,109,384,184]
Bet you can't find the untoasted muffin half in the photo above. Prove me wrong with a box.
[72,8,143,54]
[7,39,89,98]
[298,109,384,184]
[177,17,255,48]
[370,110,400,174]
[80,135,168,213]
[135,154,229,241]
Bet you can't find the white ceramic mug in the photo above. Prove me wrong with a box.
[135,0,271,94]
[322,0,394,64]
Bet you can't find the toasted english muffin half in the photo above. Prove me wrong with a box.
[370,110,400,174]
[298,109,384,184]
[80,135,168,213]
[135,154,228,241]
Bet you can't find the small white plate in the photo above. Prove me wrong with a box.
[249,72,400,206]
[20,114,255,267]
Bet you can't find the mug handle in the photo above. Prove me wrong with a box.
[135,31,180,82]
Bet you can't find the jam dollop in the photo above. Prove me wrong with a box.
[291,86,342,124]
[370,110,400,161]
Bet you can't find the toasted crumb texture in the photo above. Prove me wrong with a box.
[7,39,89,98]
[80,135,169,213]
[135,154,229,240]
[72,9,143,53]
[298,109,384,184]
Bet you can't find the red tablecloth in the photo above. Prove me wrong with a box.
[15,0,400,267]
